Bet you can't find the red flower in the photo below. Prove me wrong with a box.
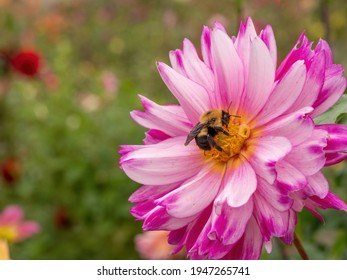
[10,50,41,77]
[54,207,72,229]
[1,158,20,186]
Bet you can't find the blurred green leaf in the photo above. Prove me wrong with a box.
[335,113,347,124]
[314,95,347,124]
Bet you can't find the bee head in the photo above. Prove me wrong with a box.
[221,111,230,126]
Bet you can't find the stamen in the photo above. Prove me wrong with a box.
[204,119,250,163]
[238,124,251,138]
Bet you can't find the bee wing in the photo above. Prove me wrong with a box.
[184,122,206,146]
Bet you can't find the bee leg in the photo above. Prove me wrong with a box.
[215,145,223,152]
[207,135,223,152]
[214,127,230,136]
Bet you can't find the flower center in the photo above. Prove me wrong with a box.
[204,119,250,163]
[0,226,18,243]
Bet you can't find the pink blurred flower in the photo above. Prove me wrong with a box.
[101,70,119,97]
[78,92,101,112]
[163,9,177,29]
[120,18,347,259]
[41,70,60,90]
[135,230,185,260]
[0,205,40,243]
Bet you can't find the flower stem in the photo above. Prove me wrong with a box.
[293,233,309,260]
[0,239,10,260]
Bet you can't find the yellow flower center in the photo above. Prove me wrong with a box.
[0,226,18,243]
[204,118,251,163]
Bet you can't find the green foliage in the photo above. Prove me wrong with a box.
[315,94,347,124]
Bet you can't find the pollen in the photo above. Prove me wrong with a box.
[204,119,251,163]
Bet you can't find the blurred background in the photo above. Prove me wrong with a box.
[0,0,346,260]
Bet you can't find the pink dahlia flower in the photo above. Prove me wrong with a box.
[135,230,185,260]
[120,18,347,260]
[0,205,40,243]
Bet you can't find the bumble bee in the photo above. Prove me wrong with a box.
[184,109,239,151]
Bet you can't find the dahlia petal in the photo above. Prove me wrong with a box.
[169,49,186,76]
[157,62,211,123]
[130,95,192,137]
[259,24,277,69]
[245,136,292,184]
[189,252,207,260]
[129,184,178,203]
[256,60,306,126]
[290,190,306,212]
[201,26,212,69]
[288,51,325,112]
[253,192,290,241]
[213,21,227,33]
[259,107,314,146]
[276,33,314,80]
[168,226,187,245]
[305,206,325,222]
[235,17,257,81]
[242,37,275,121]
[119,145,136,156]
[169,227,188,254]
[315,39,333,67]
[17,222,40,241]
[200,241,232,260]
[167,50,185,77]
[156,163,224,218]
[120,137,204,185]
[324,152,347,166]
[131,200,157,219]
[222,217,263,260]
[143,206,197,231]
[280,209,297,245]
[185,207,211,252]
[210,198,253,245]
[215,157,256,208]
[182,39,214,92]
[305,172,329,199]
[311,67,346,118]
[191,221,233,259]
[257,176,293,211]
[316,124,347,153]
[264,240,273,254]
[0,205,24,225]
[237,17,257,39]
[307,192,347,212]
[211,28,244,110]
[276,160,307,192]
[285,129,327,176]
[303,192,347,222]
[143,129,170,144]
